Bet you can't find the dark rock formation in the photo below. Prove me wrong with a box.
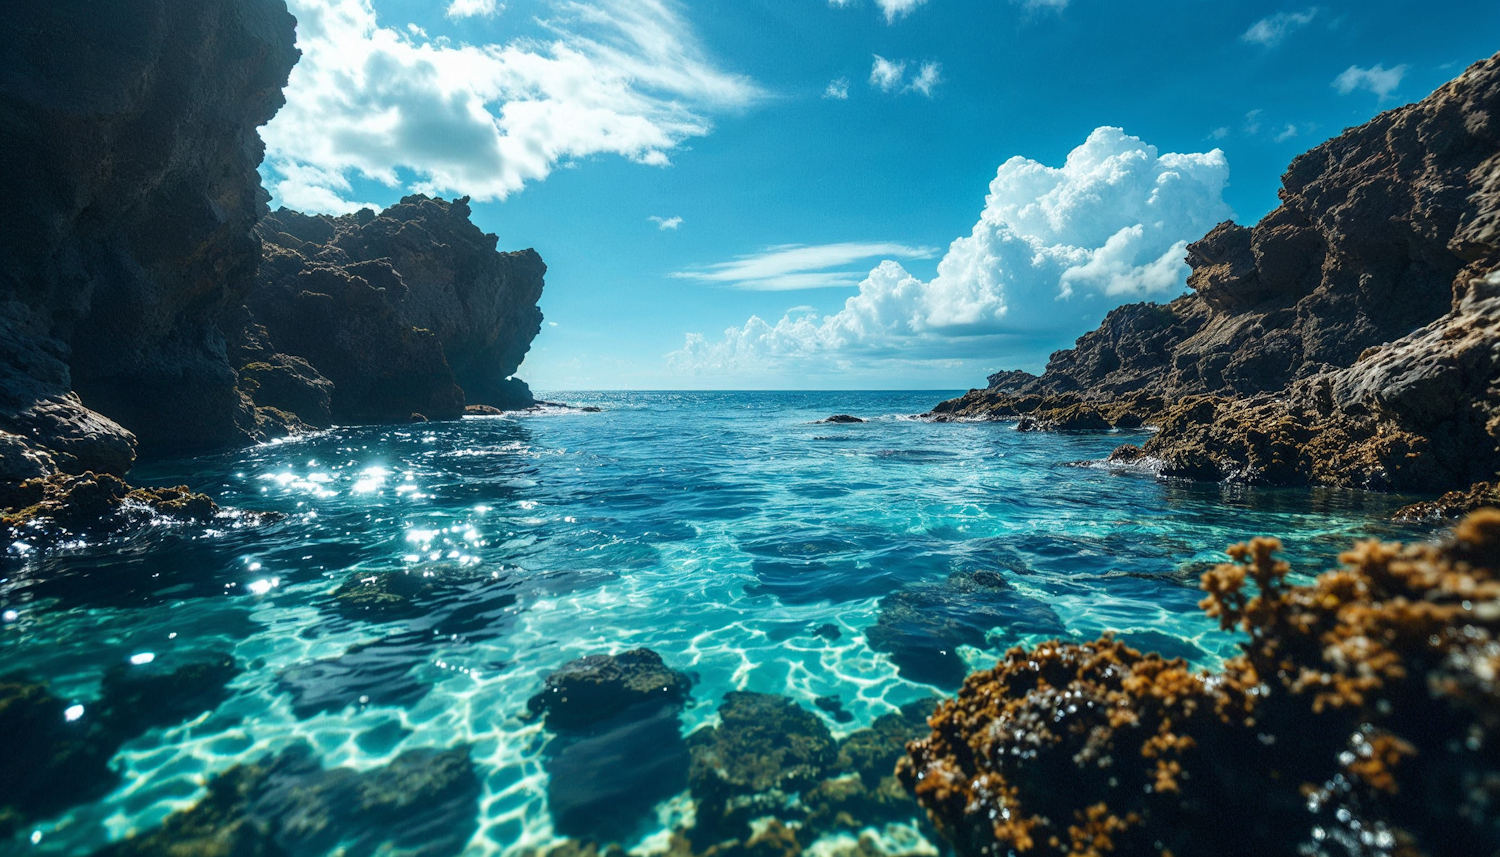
[526,648,693,732]
[0,471,243,548]
[818,414,865,424]
[687,692,836,845]
[1,656,241,839]
[1395,480,1500,523]
[247,197,545,423]
[935,52,1500,495]
[94,743,480,857]
[530,650,694,842]
[1,2,548,554]
[901,512,1500,857]
[2,0,300,457]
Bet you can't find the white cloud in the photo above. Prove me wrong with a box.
[1241,8,1318,46]
[1015,0,1069,11]
[824,77,850,99]
[1244,108,1263,134]
[1274,123,1299,142]
[674,242,939,291]
[909,61,942,97]
[1210,126,1230,140]
[669,127,1232,375]
[870,55,906,92]
[649,215,683,230]
[875,0,928,22]
[446,0,502,19]
[262,0,760,213]
[1333,63,1408,100]
[869,55,941,96]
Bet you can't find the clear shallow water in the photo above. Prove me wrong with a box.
[0,391,1429,856]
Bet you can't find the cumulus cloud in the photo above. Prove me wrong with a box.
[824,77,850,99]
[674,242,939,291]
[1241,8,1318,46]
[1333,63,1408,100]
[446,0,502,19]
[649,215,683,230]
[669,128,1232,374]
[262,0,759,213]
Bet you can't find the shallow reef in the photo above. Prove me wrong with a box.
[0,656,241,839]
[94,742,480,857]
[900,510,1500,857]
[0,471,237,550]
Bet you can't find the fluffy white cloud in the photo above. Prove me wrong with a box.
[649,215,683,230]
[1241,8,1318,46]
[446,0,502,19]
[824,77,850,99]
[1333,63,1408,99]
[262,0,759,213]
[669,127,1232,374]
[674,242,938,290]
[870,56,906,92]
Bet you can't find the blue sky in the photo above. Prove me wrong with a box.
[260,0,1500,390]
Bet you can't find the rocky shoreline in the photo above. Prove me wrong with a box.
[932,52,1500,519]
[2,0,546,550]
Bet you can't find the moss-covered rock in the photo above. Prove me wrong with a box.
[901,511,1500,857]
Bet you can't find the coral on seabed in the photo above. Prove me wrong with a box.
[900,511,1500,857]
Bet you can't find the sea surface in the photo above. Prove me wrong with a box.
[1,391,1430,856]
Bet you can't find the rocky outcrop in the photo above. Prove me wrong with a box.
[936,51,1500,495]
[900,511,1500,857]
[247,197,545,423]
[2,0,300,457]
[1,2,548,551]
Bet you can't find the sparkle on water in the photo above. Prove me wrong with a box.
[0,391,1428,855]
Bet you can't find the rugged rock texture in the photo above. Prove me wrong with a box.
[2,0,300,456]
[248,197,545,423]
[901,512,1500,857]
[936,52,1500,495]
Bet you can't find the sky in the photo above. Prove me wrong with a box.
[258,0,1500,390]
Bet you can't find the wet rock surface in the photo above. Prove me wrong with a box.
[902,512,1500,857]
[527,648,693,732]
[94,743,481,857]
[932,52,1500,497]
[818,415,865,424]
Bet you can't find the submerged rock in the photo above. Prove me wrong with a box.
[687,692,836,844]
[331,570,444,620]
[902,511,1500,857]
[819,415,865,424]
[277,635,433,718]
[0,656,242,839]
[532,649,694,842]
[865,571,1063,688]
[95,743,480,857]
[527,648,693,732]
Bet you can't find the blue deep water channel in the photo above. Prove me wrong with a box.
[1,391,1430,856]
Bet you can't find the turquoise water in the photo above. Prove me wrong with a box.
[0,391,1427,856]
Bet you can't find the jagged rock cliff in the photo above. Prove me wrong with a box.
[2,0,301,460]
[0,0,547,546]
[248,197,545,424]
[937,51,1500,497]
